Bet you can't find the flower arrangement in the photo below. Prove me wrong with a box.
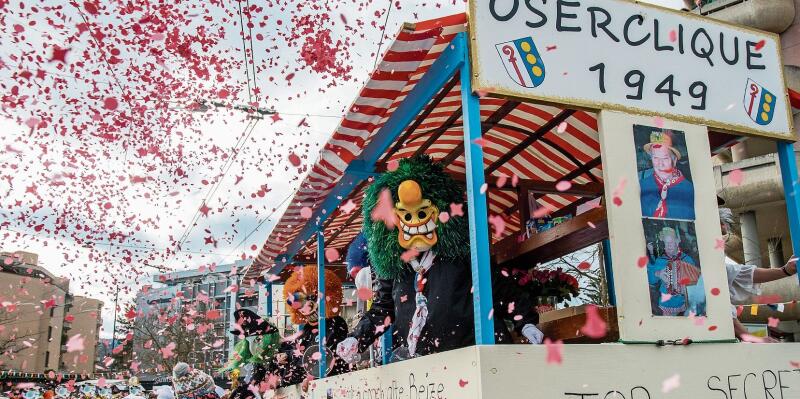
[512,267,580,305]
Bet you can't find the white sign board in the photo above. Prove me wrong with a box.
[306,345,800,398]
[599,111,734,342]
[469,0,793,139]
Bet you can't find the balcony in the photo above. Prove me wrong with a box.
[690,0,796,34]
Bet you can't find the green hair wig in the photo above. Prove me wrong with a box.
[362,155,469,279]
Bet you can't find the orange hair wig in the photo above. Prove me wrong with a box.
[283,266,343,324]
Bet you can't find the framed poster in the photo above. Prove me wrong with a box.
[599,111,734,342]
[468,0,793,139]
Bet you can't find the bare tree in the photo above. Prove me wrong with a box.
[129,300,218,374]
[0,308,46,362]
[540,244,610,307]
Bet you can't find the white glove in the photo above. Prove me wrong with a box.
[522,324,544,344]
[336,337,360,363]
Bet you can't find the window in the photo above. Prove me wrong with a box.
[50,307,54,317]
[47,326,52,341]
[45,351,50,367]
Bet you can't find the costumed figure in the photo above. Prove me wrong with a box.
[336,155,544,363]
[639,130,695,220]
[122,378,145,399]
[283,266,349,378]
[172,362,220,399]
[221,309,281,396]
[647,227,701,316]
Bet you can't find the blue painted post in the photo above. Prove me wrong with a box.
[777,141,800,285]
[264,281,273,317]
[316,231,327,377]
[601,239,616,306]
[381,326,393,365]
[459,35,495,346]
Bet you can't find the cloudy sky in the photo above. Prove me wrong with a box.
[0,0,684,338]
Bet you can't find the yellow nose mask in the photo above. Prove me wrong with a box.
[394,180,439,251]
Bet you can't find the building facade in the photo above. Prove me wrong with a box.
[687,0,800,339]
[132,260,262,377]
[0,251,103,376]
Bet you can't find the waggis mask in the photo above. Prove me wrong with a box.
[394,180,439,251]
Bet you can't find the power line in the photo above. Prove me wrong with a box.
[372,0,394,70]
[173,119,260,254]
[235,0,254,104]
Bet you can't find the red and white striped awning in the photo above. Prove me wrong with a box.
[252,13,776,277]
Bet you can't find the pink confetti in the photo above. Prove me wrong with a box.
[653,116,665,128]
[450,203,464,217]
[511,174,520,187]
[715,238,725,250]
[371,189,397,229]
[754,40,766,51]
[544,338,563,365]
[288,153,302,167]
[532,206,552,218]
[480,183,488,194]
[661,293,673,302]
[300,207,313,219]
[488,214,505,238]
[496,175,508,188]
[555,181,572,192]
[580,305,607,339]
[473,137,488,147]
[160,342,176,359]
[400,248,420,263]
[458,379,469,388]
[212,339,225,348]
[357,287,373,301]
[556,121,568,134]
[438,211,450,223]
[65,334,85,353]
[637,256,648,268]
[103,97,118,111]
[387,160,399,172]
[669,30,678,42]
[325,248,340,262]
[661,374,681,393]
[710,288,720,296]
[578,262,591,270]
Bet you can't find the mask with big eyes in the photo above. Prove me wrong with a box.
[287,292,319,323]
[98,388,111,399]
[129,387,142,397]
[394,180,439,252]
[56,386,69,398]
[80,386,95,397]
[23,391,41,399]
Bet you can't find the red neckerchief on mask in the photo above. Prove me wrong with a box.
[652,169,685,218]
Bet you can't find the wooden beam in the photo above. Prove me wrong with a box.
[492,206,608,265]
[381,77,460,164]
[518,188,530,232]
[438,101,521,165]
[562,156,602,182]
[412,107,463,157]
[486,109,575,175]
[449,175,604,197]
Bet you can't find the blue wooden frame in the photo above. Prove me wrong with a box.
[459,42,495,345]
[777,141,800,284]
[317,231,327,376]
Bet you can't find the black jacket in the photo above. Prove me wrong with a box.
[293,316,351,376]
[350,258,539,356]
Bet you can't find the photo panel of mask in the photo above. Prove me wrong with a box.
[598,111,734,342]
[633,125,695,221]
